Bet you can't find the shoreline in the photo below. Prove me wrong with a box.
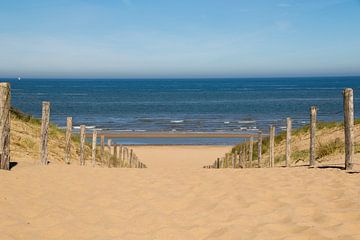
[84,132,260,138]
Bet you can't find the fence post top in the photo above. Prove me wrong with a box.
[42,101,50,106]
[343,88,353,94]
[0,82,10,87]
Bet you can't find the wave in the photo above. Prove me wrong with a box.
[238,120,256,124]
[73,126,96,129]
[171,120,184,123]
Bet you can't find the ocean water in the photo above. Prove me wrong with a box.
[5,76,360,145]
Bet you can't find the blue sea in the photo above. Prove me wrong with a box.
[5,76,360,145]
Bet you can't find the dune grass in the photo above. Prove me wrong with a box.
[231,119,360,164]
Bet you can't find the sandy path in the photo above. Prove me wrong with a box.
[1,146,360,240]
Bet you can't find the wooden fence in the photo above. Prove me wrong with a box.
[0,83,355,171]
[205,88,356,171]
[0,82,146,169]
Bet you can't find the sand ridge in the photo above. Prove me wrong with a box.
[1,145,360,240]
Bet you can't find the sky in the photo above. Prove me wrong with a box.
[0,0,359,78]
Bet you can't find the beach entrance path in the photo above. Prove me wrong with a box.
[132,145,231,170]
[1,146,360,239]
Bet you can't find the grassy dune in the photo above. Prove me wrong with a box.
[10,107,93,165]
[232,120,360,167]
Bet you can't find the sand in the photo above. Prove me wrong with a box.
[1,145,360,240]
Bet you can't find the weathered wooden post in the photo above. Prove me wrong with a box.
[116,145,121,159]
[134,155,138,168]
[79,125,86,166]
[244,145,248,168]
[122,147,126,162]
[269,125,275,167]
[224,153,228,168]
[92,130,97,166]
[238,148,242,168]
[257,131,262,168]
[116,145,121,167]
[40,101,50,165]
[309,106,317,168]
[235,151,240,168]
[232,153,236,168]
[112,144,116,166]
[343,88,354,170]
[129,149,133,168]
[0,83,10,170]
[123,147,128,167]
[64,117,72,164]
[249,137,254,168]
[100,135,105,163]
[241,146,246,168]
[216,158,220,169]
[107,139,112,168]
[285,117,292,167]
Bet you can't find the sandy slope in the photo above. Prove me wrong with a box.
[1,146,360,240]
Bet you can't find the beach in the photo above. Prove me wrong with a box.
[1,145,360,240]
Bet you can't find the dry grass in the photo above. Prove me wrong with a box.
[10,107,101,165]
[231,119,360,167]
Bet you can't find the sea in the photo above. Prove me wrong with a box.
[5,76,360,145]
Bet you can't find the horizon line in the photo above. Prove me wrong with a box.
[0,74,360,80]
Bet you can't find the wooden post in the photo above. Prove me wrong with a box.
[119,145,123,167]
[240,146,245,168]
[129,149,133,168]
[257,131,262,168]
[100,135,105,163]
[285,117,292,167]
[116,145,121,167]
[79,125,86,166]
[244,145,248,168]
[224,153,228,168]
[123,147,126,162]
[123,147,128,167]
[269,125,275,168]
[0,83,10,170]
[92,130,97,166]
[113,145,118,167]
[232,153,236,168]
[309,106,317,168]
[40,101,50,165]
[64,117,72,164]
[216,158,220,169]
[235,152,240,168]
[343,88,354,170]
[249,137,254,168]
[238,149,242,168]
[107,139,112,168]
[116,145,121,159]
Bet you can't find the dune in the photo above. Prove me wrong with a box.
[1,145,360,240]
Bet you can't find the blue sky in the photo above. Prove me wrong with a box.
[0,0,359,78]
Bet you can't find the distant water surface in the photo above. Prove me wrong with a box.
[6,77,360,145]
